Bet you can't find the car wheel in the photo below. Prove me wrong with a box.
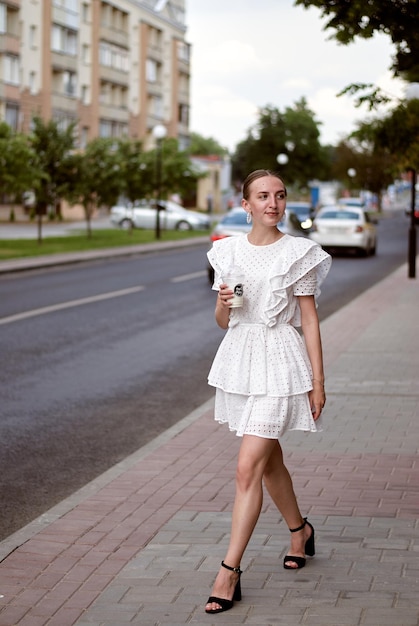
[121,218,134,229]
[176,220,192,231]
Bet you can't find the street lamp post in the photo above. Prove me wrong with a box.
[408,167,417,278]
[405,83,419,279]
[152,124,167,239]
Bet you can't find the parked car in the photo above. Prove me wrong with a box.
[209,207,251,242]
[286,201,315,230]
[110,200,211,231]
[309,205,377,256]
[337,197,366,208]
[207,207,308,283]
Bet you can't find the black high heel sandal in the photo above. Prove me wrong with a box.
[283,517,315,570]
[205,560,242,614]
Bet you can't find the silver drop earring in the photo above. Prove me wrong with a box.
[246,212,252,224]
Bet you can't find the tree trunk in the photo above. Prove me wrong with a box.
[37,209,43,244]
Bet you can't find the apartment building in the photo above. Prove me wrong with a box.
[0,0,190,149]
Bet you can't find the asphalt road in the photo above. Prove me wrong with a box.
[0,210,412,540]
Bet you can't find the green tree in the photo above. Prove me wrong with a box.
[29,117,77,243]
[116,138,153,204]
[374,98,419,171]
[294,0,419,81]
[332,131,396,210]
[66,138,123,238]
[0,123,41,221]
[231,99,330,189]
[154,137,204,200]
[188,132,228,157]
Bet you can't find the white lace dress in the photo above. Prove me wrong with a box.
[207,233,331,439]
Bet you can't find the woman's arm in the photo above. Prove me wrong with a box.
[298,294,326,420]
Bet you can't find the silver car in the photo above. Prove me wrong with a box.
[110,200,210,231]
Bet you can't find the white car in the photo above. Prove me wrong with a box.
[309,205,377,256]
[110,200,210,231]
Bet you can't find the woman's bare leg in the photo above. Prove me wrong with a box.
[263,441,312,567]
[206,435,277,611]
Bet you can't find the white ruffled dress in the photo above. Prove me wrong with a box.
[207,233,331,439]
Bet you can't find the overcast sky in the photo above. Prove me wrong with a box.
[186,0,406,152]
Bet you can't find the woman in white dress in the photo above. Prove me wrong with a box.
[205,170,331,615]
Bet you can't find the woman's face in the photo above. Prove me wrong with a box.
[242,175,286,227]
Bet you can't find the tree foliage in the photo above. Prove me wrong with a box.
[294,0,419,81]
[188,132,228,157]
[373,98,419,170]
[231,98,330,189]
[155,137,205,199]
[29,117,77,242]
[66,138,123,237]
[0,123,40,217]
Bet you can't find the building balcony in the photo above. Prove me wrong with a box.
[0,80,20,100]
[146,44,163,63]
[51,51,78,72]
[99,64,129,86]
[0,33,20,54]
[52,5,79,30]
[100,25,129,50]
[99,102,129,122]
[51,92,78,111]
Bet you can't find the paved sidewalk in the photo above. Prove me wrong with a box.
[0,262,418,625]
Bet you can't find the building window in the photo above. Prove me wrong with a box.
[146,58,159,83]
[82,2,89,22]
[99,118,128,138]
[5,103,19,130]
[53,111,77,132]
[150,94,163,119]
[0,3,6,33]
[29,71,36,94]
[51,24,77,56]
[80,126,89,149]
[81,84,89,104]
[29,25,37,48]
[63,70,77,96]
[99,41,129,72]
[178,103,189,125]
[177,40,190,63]
[82,43,90,63]
[4,55,19,85]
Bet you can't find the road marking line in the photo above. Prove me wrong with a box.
[0,286,145,325]
[171,271,206,283]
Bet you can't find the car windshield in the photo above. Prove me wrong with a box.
[221,211,248,225]
[287,204,310,217]
[318,210,360,220]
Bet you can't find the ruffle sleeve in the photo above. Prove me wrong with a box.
[207,237,244,290]
[262,237,331,328]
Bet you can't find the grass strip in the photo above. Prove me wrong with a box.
[0,228,209,260]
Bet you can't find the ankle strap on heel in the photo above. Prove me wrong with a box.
[221,560,242,575]
[289,517,307,533]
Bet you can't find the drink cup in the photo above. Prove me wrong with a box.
[224,274,244,308]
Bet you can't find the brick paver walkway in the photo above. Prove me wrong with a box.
[0,263,418,626]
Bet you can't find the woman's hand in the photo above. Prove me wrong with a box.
[309,380,326,420]
[217,283,234,308]
[215,283,234,329]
